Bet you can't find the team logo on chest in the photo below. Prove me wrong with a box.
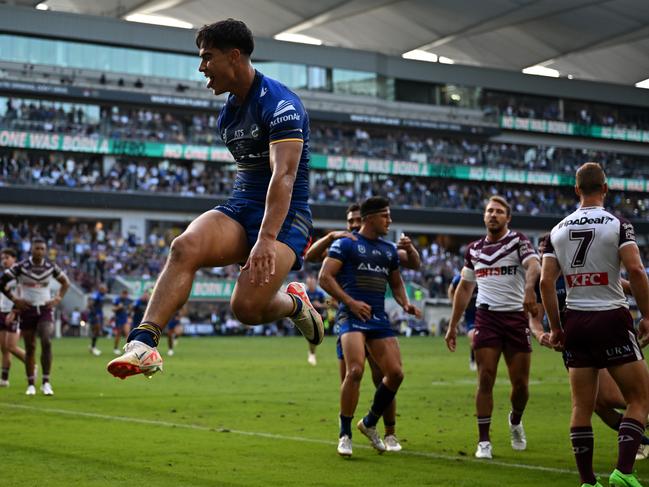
[357,245,366,254]
[250,124,260,139]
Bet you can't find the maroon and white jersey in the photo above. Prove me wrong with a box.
[462,230,538,312]
[4,257,62,306]
[0,278,15,313]
[544,206,634,311]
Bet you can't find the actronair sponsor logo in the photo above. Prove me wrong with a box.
[273,99,296,117]
[270,113,300,128]
[475,265,518,278]
[565,272,608,287]
[558,215,613,229]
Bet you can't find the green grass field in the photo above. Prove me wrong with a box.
[0,336,646,486]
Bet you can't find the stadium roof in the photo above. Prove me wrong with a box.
[16,0,649,87]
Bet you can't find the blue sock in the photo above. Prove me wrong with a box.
[340,415,353,438]
[289,294,303,318]
[127,327,157,347]
[363,383,397,428]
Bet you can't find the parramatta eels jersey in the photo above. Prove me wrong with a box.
[217,70,310,210]
[328,233,399,328]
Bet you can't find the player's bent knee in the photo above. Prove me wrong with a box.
[385,369,404,386]
[230,298,263,326]
[169,233,202,267]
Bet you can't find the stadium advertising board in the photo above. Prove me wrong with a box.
[2,129,648,192]
[123,277,236,300]
[500,115,649,143]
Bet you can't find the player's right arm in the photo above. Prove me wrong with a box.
[304,231,355,263]
[318,256,371,322]
[528,301,552,348]
[620,243,649,347]
[444,277,476,352]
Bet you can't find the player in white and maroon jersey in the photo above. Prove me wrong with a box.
[0,248,26,387]
[445,195,540,460]
[0,237,69,396]
[541,162,649,487]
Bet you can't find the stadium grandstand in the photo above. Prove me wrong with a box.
[2,1,649,486]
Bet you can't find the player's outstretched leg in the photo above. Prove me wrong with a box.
[107,211,248,379]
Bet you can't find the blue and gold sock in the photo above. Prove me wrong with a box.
[127,321,161,347]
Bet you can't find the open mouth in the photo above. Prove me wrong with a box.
[206,76,215,89]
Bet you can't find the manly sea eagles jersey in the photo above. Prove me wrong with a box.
[544,206,634,311]
[0,278,16,312]
[462,230,538,312]
[4,257,62,306]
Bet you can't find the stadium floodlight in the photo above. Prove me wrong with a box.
[125,13,193,29]
[522,65,559,78]
[274,33,322,45]
[35,2,49,10]
[635,78,649,89]
[438,56,455,64]
[402,50,438,62]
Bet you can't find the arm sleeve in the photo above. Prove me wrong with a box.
[328,238,349,262]
[543,233,557,259]
[462,245,476,282]
[262,91,306,144]
[517,232,539,265]
[618,217,637,249]
[389,243,399,271]
[52,263,62,278]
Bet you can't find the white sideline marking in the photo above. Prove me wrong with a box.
[0,402,581,477]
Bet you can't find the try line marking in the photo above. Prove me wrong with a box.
[1,402,580,477]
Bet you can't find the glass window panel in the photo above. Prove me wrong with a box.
[332,69,378,97]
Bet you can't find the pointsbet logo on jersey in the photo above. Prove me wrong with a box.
[565,272,609,287]
[475,265,518,278]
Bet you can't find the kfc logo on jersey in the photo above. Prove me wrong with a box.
[566,272,609,287]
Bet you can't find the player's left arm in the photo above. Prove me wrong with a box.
[397,234,421,270]
[46,269,69,308]
[388,270,421,318]
[244,139,302,286]
[540,256,563,347]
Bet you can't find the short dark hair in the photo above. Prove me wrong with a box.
[360,196,390,218]
[487,195,511,217]
[0,248,16,258]
[196,19,254,55]
[576,162,606,195]
[346,203,360,214]
[31,236,46,245]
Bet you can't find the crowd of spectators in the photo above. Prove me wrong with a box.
[3,99,649,179]
[482,91,649,131]
[3,147,649,219]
